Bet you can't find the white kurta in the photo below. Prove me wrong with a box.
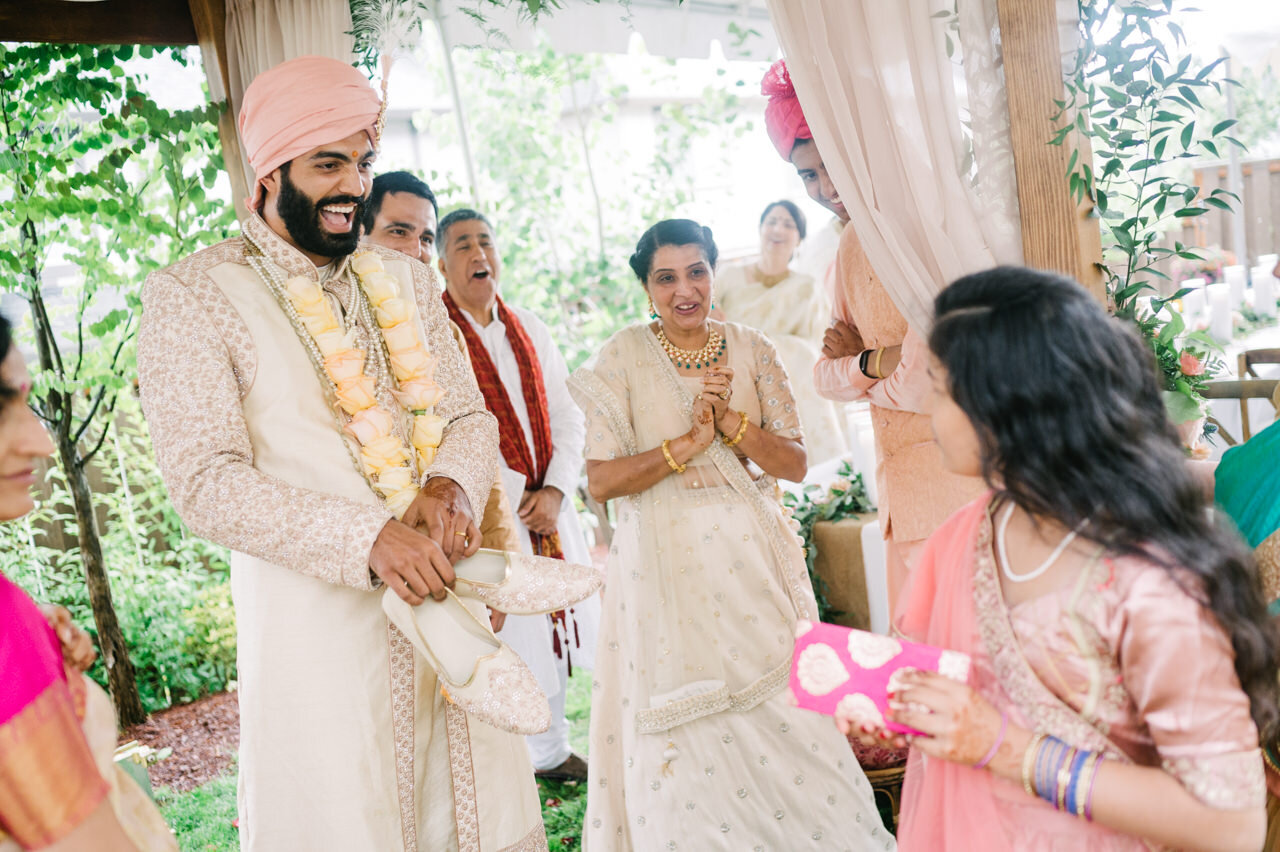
[137,215,546,852]
[461,302,600,766]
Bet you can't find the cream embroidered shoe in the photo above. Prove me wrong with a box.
[381,587,551,735]
[452,548,602,615]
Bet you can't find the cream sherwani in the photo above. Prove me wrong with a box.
[137,215,546,852]
[460,303,600,769]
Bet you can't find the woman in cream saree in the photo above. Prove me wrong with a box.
[569,304,890,849]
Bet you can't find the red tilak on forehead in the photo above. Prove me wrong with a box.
[18,381,30,395]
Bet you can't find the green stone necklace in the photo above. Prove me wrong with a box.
[655,324,726,370]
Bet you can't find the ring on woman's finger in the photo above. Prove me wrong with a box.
[717,389,730,400]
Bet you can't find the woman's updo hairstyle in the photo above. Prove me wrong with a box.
[629,219,719,284]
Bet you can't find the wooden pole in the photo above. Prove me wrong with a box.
[996,0,1105,302]
[188,0,251,222]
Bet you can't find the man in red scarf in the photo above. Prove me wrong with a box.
[437,208,598,782]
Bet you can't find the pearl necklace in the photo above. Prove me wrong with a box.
[654,324,726,370]
[995,502,1082,584]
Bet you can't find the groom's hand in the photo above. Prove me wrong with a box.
[369,520,456,604]
[401,476,482,564]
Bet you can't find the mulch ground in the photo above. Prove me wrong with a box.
[119,691,240,792]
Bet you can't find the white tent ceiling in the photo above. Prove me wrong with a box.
[436,0,777,61]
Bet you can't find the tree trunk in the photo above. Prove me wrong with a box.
[57,433,146,727]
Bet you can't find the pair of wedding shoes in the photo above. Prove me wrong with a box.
[381,548,602,735]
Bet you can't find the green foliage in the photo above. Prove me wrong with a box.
[1053,0,1242,421]
[1198,64,1280,154]
[423,42,753,369]
[157,764,240,852]
[781,462,876,622]
[539,777,587,851]
[0,398,235,713]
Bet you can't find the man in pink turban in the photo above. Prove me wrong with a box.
[761,59,983,620]
[136,56,545,850]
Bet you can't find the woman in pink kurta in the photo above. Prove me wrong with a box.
[844,267,1277,851]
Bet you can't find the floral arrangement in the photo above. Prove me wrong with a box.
[1170,245,1236,286]
[1134,300,1224,446]
[263,249,446,517]
[781,461,876,622]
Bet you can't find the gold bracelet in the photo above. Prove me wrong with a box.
[661,439,686,473]
[1075,751,1099,818]
[722,410,750,447]
[1056,747,1077,812]
[1021,732,1047,798]
[872,347,886,379]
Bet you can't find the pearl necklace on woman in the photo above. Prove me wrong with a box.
[654,324,726,370]
[995,501,1083,583]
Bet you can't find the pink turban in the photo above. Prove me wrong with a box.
[761,59,812,162]
[238,55,382,208]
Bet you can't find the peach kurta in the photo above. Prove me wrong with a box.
[813,225,983,545]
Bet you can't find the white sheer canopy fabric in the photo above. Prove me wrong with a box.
[225,0,357,193]
[766,0,1024,333]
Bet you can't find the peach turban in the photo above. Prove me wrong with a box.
[761,59,812,162]
[238,55,382,208]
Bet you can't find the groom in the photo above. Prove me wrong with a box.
[137,57,544,851]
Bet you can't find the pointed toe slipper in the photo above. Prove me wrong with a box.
[381,587,551,735]
[453,548,603,615]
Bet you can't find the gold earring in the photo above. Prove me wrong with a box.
[648,296,658,320]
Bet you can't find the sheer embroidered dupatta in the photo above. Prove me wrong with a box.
[568,324,814,734]
[894,495,1136,852]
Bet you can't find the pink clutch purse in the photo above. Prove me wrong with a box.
[789,619,971,735]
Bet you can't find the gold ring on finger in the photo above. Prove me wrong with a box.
[718,390,730,400]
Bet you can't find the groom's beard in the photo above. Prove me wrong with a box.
[278,168,365,259]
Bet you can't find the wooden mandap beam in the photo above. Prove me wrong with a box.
[996,0,1105,302]
[0,0,197,45]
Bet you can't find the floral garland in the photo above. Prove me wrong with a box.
[247,243,445,518]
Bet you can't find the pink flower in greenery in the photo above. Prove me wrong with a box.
[1179,351,1205,376]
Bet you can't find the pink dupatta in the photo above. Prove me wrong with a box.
[893,494,1143,851]
[893,495,1014,852]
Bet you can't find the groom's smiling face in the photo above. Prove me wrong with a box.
[262,130,376,262]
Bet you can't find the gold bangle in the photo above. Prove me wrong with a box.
[661,439,686,474]
[1022,732,1047,798]
[872,347,886,379]
[1056,747,1077,812]
[722,410,750,447]
[1075,751,1099,818]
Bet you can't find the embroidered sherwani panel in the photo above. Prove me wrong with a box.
[137,216,545,852]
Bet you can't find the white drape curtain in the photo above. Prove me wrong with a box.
[225,0,357,193]
[766,0,1024,333]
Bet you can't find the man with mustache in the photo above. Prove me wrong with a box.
[136,58,543,850]
[436,208,598,783]
[762,59,983,617]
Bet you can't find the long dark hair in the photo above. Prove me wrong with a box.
[930,266,1279,740]
[0,314,14,403]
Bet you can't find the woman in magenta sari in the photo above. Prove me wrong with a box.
[0,315,173,852]
[841,267,1278,851]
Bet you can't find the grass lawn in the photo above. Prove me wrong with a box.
[160,671,593,851]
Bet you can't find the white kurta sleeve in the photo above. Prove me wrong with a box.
[408,258,500,515]
[525,311,585,500]
[137,271,392,589]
